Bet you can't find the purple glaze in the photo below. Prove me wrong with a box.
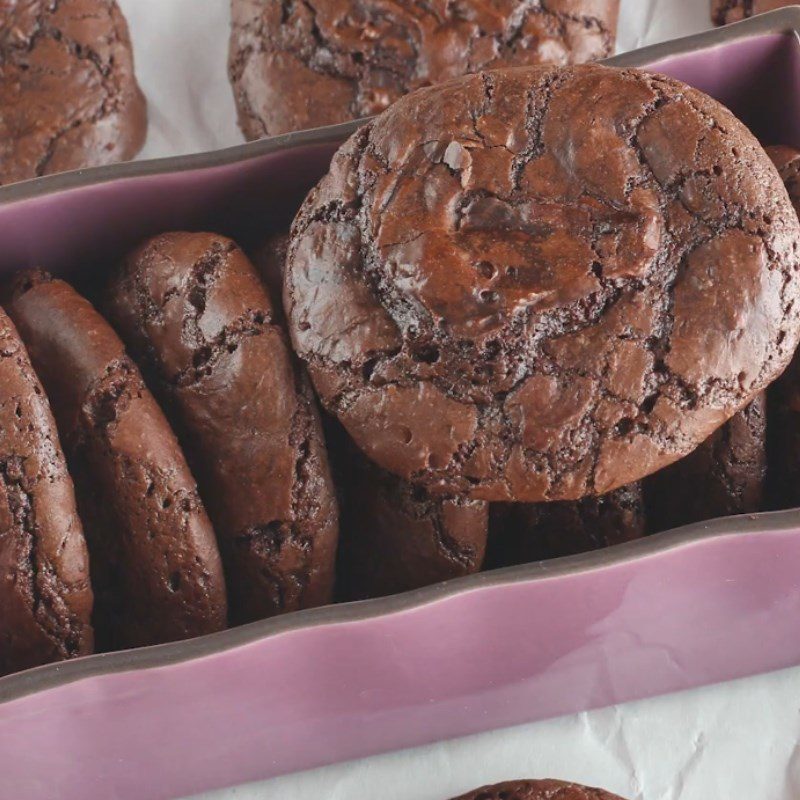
[1,21,800,800]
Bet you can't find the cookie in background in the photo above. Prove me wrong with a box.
[229,0,620,138]
[645,396,767,532]
[712,1,796,26]
[332,420,488,601]
[487,484,646,568]
[0,0,147,185]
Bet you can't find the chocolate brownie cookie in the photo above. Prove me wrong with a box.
[712,1,794,25]
[338,444,488,600]
[764,145,800,509]
[0,0,147,185]
[450,779,627,800]
[285,65,800,502]
[252,231,290,311]
[7,272,227,650]
[105,232,339,624]
[645,394,766,532]
[488,483,645,567]
[229,0,620,138]
[0,307,93,677]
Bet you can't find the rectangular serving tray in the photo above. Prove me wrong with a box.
[2,9,800,800]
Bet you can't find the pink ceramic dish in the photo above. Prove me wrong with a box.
[2,10,800,800]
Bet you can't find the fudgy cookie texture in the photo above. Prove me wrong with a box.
[7,272,227,650]
[0,0,147,186]
[488,483,645,567]
[229,0,621,138]
[449,779,627,800]
[337,438,488,600]
[0,307,93,677]
[285,64,800,502]
[645,394,766,532]
[105,232,339,624]
[712,1,794,25]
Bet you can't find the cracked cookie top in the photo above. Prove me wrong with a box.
[450,779,627,800]
[0,0,146,185]
[285,64,800,502]
[228,0,620,138]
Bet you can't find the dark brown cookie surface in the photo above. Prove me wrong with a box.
[0,0,147,186]
[229,0,620,138]
[645,394,766,532]
[7,272,227,650]
[105,232,339,624]
[712,1,794,25]
[765,145,800,509]
[286,65,800,502]
[251,231,290,313]
[0,307,93,677]
[488,483,645,567]
[336,434,488,600]
[451,779,626,800]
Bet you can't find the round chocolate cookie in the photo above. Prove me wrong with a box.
[105,232,339,625]
[7,272,227,650]
[450,779,627,800]
[712,1,793,26]
[0,0,147,186]
[336,433,488,600]
[645,394,766,532]
[229,0,620,138]
[488,483,645,567]
[0,307,93,677]
[285,64,800,502]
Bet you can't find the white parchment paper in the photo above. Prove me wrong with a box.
[109,1,800,797]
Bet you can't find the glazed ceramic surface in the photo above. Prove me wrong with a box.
[2,10,800,800]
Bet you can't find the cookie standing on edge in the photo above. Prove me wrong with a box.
[251,231,290,314]
[336,435,488,601]
[765,145,800,509]
[0,0,147,186]
[645,395,766,532]
[7,272,227,650]
[105,232,339,625]
[229,0,620,138]
[285,64,800,502]
[712,1,794,25]
[449,779,628,800]
[0,307,93,677]
[488,483,646,567]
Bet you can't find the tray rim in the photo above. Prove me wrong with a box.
[1,6,800,706]
[1,508,798,706]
